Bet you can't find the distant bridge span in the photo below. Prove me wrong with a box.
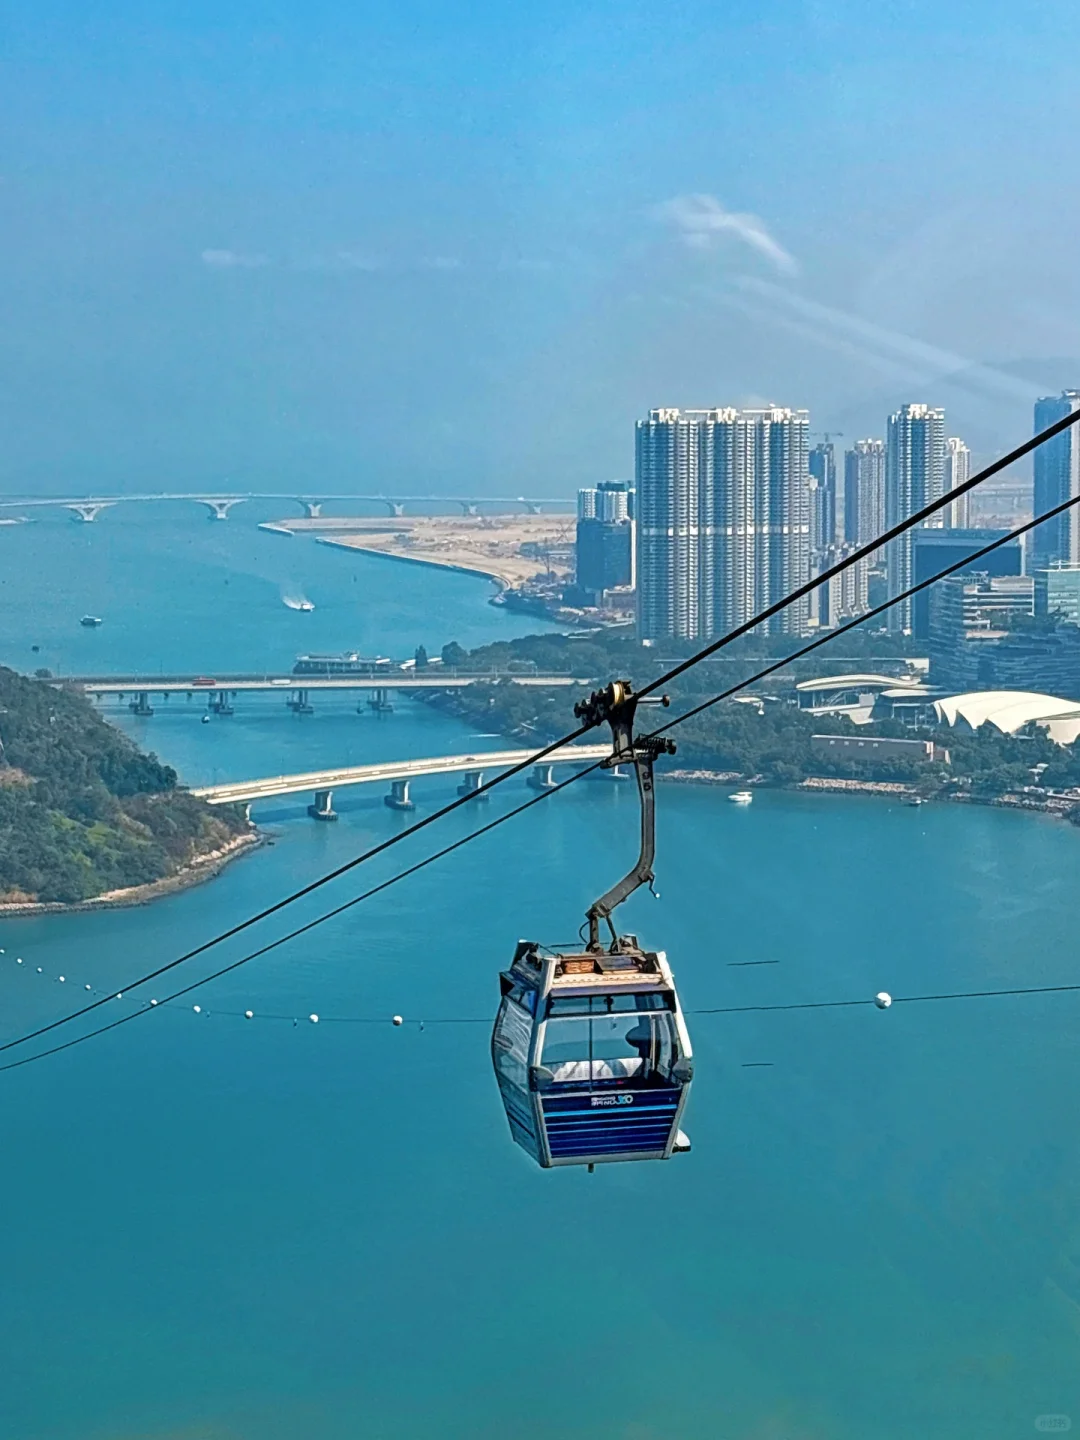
[75,672,582,697]
[0,492,572,519]
[192,744,612,813]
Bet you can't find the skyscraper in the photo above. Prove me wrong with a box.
[1032,391,1080,572]
[808,441,838,547]
[843,439,886,547]
[944,436,972,528]
[595,480,630,523]
[635,406,810,641]
[885,404,946,632]
[575,482,633,598]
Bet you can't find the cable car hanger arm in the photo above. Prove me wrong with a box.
[574,680,676,951]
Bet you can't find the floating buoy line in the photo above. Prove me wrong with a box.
[4,949,1080,1053]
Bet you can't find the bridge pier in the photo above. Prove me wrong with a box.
[527,763,557,791]
[457,769,489,800]
[128,692,154,717]
[210,690,234,716]
[384,779,415,811]
[66,502,115,523]
[298,499,323,519]
[457,501,479,516]
[198,498,245,521]
[591,763,630,782]
[307,788,337,821]
[367,687,394,714]
[518,497,541,515]
[287,688,314,715]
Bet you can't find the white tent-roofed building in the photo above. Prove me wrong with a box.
[933,691,1080,745]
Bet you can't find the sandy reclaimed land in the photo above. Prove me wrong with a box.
[265,514,576,590]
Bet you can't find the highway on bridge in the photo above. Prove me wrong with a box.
[75,673,583,696]
[191,744,613,806]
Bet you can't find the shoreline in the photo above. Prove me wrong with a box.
[662,767,1079,817]
[0,830,263,920]
[314,535,511,591]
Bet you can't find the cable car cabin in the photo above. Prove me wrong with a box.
[492,939,693,1168]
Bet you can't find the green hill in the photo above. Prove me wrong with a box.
[0,668,249,904]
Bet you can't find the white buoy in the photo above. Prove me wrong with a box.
[392,1014,404,1026]
[193,1005,201,1014]
[150,998,158,1006]
[115,992,123,1000]
[308,1013,319,1024]
[36,967,42,973]
[16,958,23,965]
[58,975,65,982]
[875,992,893,1009]
[244,1009,254,1020]
[85,984,92,991]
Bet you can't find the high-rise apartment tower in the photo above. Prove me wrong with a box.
[885,404,946,632]
[843,439,886,549]
[944,436,972,528]
[1032,392,1080,572]
[635,406,811,641]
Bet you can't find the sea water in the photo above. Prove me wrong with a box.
[1,508,1079,1439]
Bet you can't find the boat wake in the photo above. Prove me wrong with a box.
[282,588,315,612]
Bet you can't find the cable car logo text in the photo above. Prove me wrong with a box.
[591,1094,634,1107]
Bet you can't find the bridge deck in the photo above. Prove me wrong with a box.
[192,745,612,805]
[75,673,582,694]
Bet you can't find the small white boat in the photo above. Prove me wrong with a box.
[728,791,753,805]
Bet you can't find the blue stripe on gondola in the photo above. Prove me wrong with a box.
[543,1092,681,1156]
[548,1119,674,1137]
[545,1103,679,1122]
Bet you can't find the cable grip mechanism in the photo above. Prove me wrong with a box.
[574,680,676,951]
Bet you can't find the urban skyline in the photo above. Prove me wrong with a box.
[571,389,1079,648]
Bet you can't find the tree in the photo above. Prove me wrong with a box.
[441,641,469,670]
[414,645,429,670]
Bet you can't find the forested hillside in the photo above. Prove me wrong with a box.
[0,668,248,904]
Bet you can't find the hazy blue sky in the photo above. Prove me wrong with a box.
[2,0,1079,494]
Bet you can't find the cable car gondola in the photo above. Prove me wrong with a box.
[492,680,693,1169]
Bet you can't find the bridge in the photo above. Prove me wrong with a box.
[0,492,573,521]
[191,744,614,819]
[75,671,583,717]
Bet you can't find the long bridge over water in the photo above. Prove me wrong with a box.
[0,492,573,522]
[74,671,584,717]
[192,744,614,819]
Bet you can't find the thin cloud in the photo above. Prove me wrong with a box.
[200,249,271,269]
[420,256,463,271]
[657,194,798,276]
[738,277,1041,403]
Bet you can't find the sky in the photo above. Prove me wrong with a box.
[2,0,1080,495]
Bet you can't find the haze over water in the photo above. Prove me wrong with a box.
[2,511,1080,1439]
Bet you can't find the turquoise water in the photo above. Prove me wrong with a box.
[0,503,559,677]
[2,512,1080,1439]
